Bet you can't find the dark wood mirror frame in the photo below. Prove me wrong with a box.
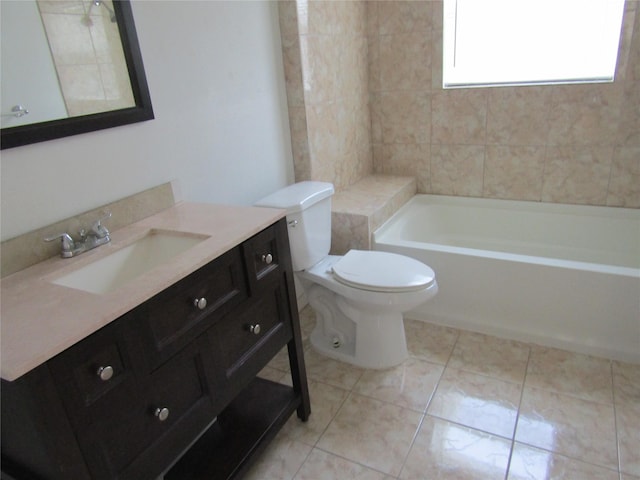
[1,0,154,150]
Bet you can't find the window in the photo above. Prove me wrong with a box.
[442,0,626,88]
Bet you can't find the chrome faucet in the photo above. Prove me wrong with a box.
[45,213,112,258]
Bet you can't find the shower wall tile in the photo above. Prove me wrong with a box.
[607,146,640,207]
[431,90,488,145]
[363,0,640,208]
[288,106,311,181]
[547,84,624,146]
[280,34,305,107]
[277,0,298,38]
[279,0,372,192]
[379,33,431,92]
[619,81,640,146]
[281,0,639,208]
[431,145,485,197]
[486,87,551,146]
[374,144,430,193]
[380,92,430,144]
[330,212,369,255]
[377,0,433,35]
[542,146,614,205]
[483,146,545,201]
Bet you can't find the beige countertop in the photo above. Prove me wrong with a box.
[0,202,285,381]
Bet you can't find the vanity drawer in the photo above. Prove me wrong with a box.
[135,246,248,368]
[74,339,215,480]
[209,279,292,401]
[48,314,135,412]
[242,220,287,294]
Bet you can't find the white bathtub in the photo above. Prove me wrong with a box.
[373,195,640,363]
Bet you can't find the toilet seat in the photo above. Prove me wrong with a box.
[332,250,435,293]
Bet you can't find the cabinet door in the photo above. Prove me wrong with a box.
[209,275,293,405]
[51,329,215,480]
[242,220,287,295]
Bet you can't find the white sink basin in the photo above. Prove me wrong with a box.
[52,230,209,294]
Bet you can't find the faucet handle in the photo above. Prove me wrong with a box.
[44,233,75,257]
[90,212,112,238]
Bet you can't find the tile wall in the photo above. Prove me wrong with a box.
[281,0,640,208]
[279,0,373,190]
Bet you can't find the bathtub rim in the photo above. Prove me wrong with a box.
[372,194,640,277]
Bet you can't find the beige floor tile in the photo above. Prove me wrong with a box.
[404,318,459,365]
[278,379,349,447]
[243,435,312,480]
[526,346,613,404]
[448,331,530,383]
[268,345,293,372]
[353,357,444,412]
[400,415,511,480]
[614,361,640,476]
[515,386,618,470]
[317,393,422,476]
[507,443,619,479]
[294,448,393,480]
[298,306,316,341]
[303,343,366,390]
[257,365,289,383]
[428,367,521,438]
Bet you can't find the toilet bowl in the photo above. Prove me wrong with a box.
[300,252,437,368]
[255,181,438,369]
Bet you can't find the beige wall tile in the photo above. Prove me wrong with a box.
[380,92,430,144]
[542,146,614,204]
[377,0,433,35]
[486,87,551,146]
[547,84,624,146]
[484,146,545,201]
[432,90,488,144]
[608,146,640,207]
[379,33,431,92]
[619,81,640,146]
[376,144,430,193]
[431,145,485,197]
[281,0,640,208]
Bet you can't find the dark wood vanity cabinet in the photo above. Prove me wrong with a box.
[1,218,310,480]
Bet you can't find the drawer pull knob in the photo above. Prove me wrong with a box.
[193,297,207,310]
[261,253,273,265]
[154,407,170,422]
[96,366,114,381]
[249,324,261,335]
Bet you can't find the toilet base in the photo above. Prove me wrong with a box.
[307,285,408,369]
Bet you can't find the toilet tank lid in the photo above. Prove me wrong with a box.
[255,181,334,213]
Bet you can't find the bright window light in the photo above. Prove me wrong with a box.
[443,0,626,88]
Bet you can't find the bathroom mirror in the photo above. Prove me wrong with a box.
[0,0,153,150]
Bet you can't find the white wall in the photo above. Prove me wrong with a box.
[0,0,294,241]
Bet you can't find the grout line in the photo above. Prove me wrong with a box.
[610,360,623,477]
[504,343,532,479]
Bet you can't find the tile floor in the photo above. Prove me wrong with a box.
[249,307,640,480]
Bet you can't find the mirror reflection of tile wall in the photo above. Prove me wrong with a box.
[37,0,134,117]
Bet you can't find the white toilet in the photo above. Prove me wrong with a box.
[256,181,438,369]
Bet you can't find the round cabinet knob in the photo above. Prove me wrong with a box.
[249,324,261,335]
[261,253,273,265]
[154,407,170,422]
[193,297,207,310]
[96,366,114,381]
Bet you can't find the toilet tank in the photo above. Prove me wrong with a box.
[255,182,334,271]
